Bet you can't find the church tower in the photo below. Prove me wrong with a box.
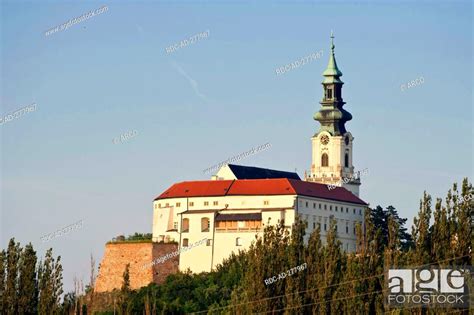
[305,32,361,196]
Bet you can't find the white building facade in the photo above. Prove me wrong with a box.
[152,177,367,273]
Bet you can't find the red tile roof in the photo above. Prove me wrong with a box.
[154,178,367,205]
[155,178,367,205]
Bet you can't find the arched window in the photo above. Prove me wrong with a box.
[321,153,329,167]
[201,217,210,232]
[182,238,189,247]
[344,153,349,168]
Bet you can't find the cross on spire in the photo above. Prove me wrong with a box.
[330,30,335,52]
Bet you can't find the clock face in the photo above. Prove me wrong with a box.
[320,135,329,145]
[345,136,350,145]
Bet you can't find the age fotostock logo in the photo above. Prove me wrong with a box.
[387,267,471,308]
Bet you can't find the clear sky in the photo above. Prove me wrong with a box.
[1,0,472,292]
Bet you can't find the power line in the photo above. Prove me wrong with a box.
[191,254,471,314]
[257,288,388,314]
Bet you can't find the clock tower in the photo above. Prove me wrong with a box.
[305,32,361,196]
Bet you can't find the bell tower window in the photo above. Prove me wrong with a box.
[326,88,333,99]
[321,153,329,167]
[344,153,349,168]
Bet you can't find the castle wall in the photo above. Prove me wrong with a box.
[95,242,178,292]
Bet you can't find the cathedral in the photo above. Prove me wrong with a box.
[151,34,368,273]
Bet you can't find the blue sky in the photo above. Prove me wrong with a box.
[1,0,472,292]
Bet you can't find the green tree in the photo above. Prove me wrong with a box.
[370,205,413,251]
[52,255,63,314]
[305,224,324,314]
[320,218,343,315]
[410,192,433,265]
[18,243,38,314]
[285,216,306,314]
[38,249,55,315]
[431,198,450,264]
[61,291,77,315]
[4,238,20,315]
[119,263,131,314]
[451,179,473,265]
[0,250,6,314]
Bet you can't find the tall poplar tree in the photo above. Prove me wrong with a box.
[431,198,450,264]
[52,255,63,314]
[38,249,55,315]
[285,216,306,314]
[305,225,323,314]
[320,218,343,315]
[410,192,432,265]
[18,243,38,314]
[452,179,473,265]
[4,238,20,315]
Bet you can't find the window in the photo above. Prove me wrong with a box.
[319,204,322,209]
[204,201,209,206]
[201,217,210,232]
[335,224,338,231]
[346,226,349,233]
[324,224,327,231]
[353,208,356,214]
[318,223,321,229]
[206,239,212,246]
[321,153,329,167]
[305,201,308,207]
[346,208,348,213]
[165,203,169,207]
[154,204,157,209]
[313,222,316,229]
[330,205,332,211]
[326,88,333,99]
[324,204,327,210]
[335,206,338,212]
[182,218,189,232]
[344,153,349,168]
[264,200,269,205]
[176,202,181,207]
[158,203,161,208]
[182,238,189,247]
[189,202,194,206]
[359,209,362,215]
[213,201,218,206]
[173,222,178,230]
[236,237,242,246]
[313,203,316,209]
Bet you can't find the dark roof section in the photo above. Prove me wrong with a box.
[228,164,300,180]
[154,178,367,206]
[287,179,367,205]
[215,213,262,221]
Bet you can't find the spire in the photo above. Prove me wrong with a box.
[313,31,351,136]
[323,31,343,81]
